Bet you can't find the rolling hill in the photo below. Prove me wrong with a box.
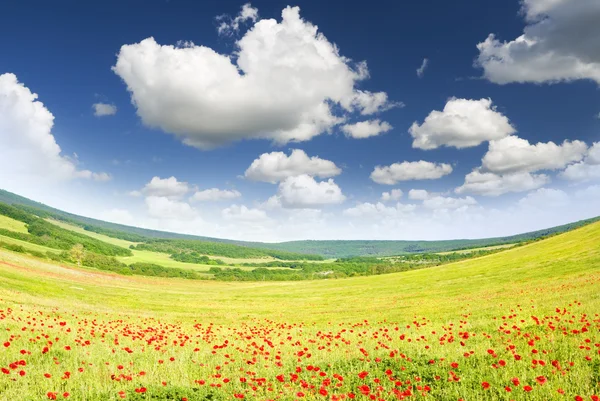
[0,215,599,400]
[2,188,598,257]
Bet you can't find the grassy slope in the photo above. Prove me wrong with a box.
[0,215,28,233]
[1,221,599,400]
[1,220,598,323]
[435,243,517,255]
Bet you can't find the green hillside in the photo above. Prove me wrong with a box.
[2,188,598,258]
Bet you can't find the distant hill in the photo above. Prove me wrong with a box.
[1,188,598,258]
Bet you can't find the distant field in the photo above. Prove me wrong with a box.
[0,214,28,233]
[436,243,517,255]
[3,188,598,258]
[118,249,289,272]
[44,219,294,270]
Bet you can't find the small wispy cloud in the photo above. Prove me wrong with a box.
[92,103,117,117]
[416,58,429,78]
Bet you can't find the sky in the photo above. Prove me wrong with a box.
[0,0,599,242]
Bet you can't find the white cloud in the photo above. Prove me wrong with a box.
[455,170,549,197]
[561,162,600,182]
[190,188,241,202]
[141,176,190,199]
[476,0,600,85]
[560,142,600,182]
[222,204,268,222]
[423,195,477,210]
[381,189,403,202]
[584,142,600,164]
[217,3,259,36]
[113,6,394,149]
[343,202,416,218]
[244,149,341,183]
[341,119,392,139]
[408,189,431,201]
[574,184,600,200]
[145,196,198,220]
[77,171,112,182]
[518,188,569,209]
[347,90,400,115]
[276,174,346,208]
[409,98,515,149]
[482,135,587,174]
[92,103,117,117]
[370,161,453,185]
[0,73,108,193]
[259,195,283,211]
[416,58,429,78]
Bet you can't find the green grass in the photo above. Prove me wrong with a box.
[0,220,598,320]
[435,243,517,255]
[0,222,599,400]
[0,214,28,233]
[118,249,287,272]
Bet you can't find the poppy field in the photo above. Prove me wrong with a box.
[1,222,600,400]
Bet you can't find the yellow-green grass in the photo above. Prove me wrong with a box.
[0,222,599,400]
[0,214,28,233]
[0,221,598,321]
[118,249,287,272]
[435,243,517,255]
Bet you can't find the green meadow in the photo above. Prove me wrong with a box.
[1,215,599,400]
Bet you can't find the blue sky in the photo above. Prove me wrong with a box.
[1,0,599,241]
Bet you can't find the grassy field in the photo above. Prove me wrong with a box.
[0,214,28,233]
[0,221,599,400]
[118,249,289,272]
[435,243,517,255]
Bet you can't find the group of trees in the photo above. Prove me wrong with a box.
[132,239,324,261]
[170,252,226,265]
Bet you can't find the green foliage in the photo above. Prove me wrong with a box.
[128,262,203,279]
[42,248,206,280]
[171,251,226,265]
[82,224,149,242]
[0,240,57,260]
[133,239,324,260]
[0,202,132,257]
[0,203,36,224]
[213,248,509,281]
[46,251,63,262]
[0,241,26,253]
[125,386,216,401]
